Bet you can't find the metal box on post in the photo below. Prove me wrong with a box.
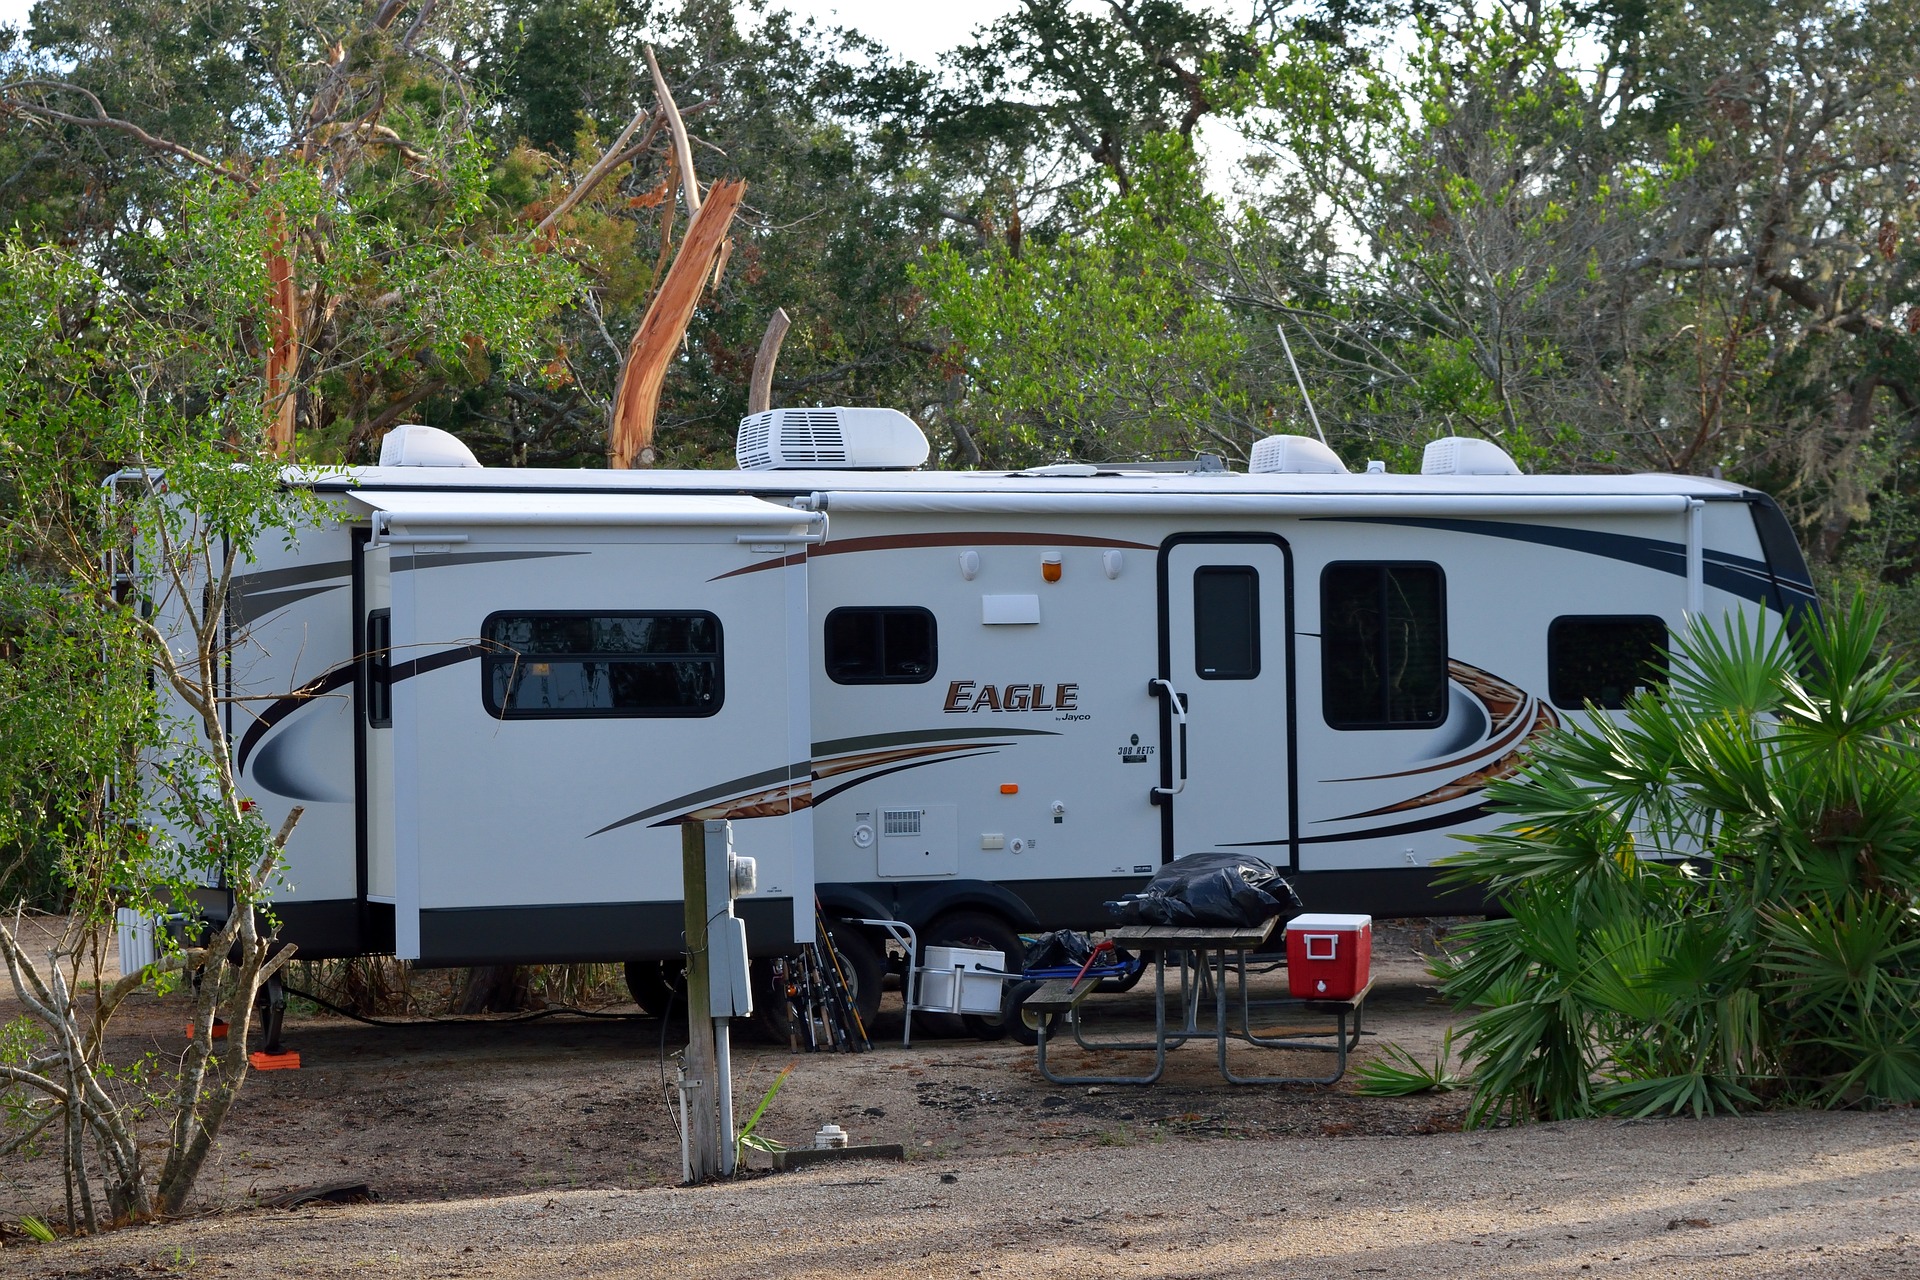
[1285,913,1373,999]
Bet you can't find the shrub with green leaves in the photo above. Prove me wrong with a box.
[1438,598,1920,1124]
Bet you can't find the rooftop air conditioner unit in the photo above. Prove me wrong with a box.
[1248,434,1348,475]
[736,407,929,471]
[379,424,482,469]
[1421,436,1520,476]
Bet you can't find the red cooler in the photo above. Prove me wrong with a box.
[1286,913,1373,999]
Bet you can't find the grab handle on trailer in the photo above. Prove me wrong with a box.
[1149,678,1188,801]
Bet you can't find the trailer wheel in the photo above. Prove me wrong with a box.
[822,924,884,1032]
[920,911,1023,1040]
[999,979,1056,1047]
[623,960,686,1018]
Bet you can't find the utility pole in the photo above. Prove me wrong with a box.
[680,822,719,1182]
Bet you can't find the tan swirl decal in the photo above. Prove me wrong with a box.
[1322,661,1560,822]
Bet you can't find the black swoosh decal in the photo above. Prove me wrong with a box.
[391,550,587,573]
[236,665,357,772]
[813,726,1059,754]
[810,750,1000,806]
[589,761,813,836]
[232,582,344,629]
[236,643,487,771]
[1309,516,1787,608]
[1224,803,1493,848]
[231,559,351,595]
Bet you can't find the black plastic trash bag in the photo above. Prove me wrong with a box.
[1104,852,1302,927]
[1023,929,1097,972]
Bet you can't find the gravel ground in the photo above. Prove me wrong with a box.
[4,915,1919,1276]
[10,1110,1920,1278]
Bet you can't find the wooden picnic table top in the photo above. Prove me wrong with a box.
[1110,917,1279,950]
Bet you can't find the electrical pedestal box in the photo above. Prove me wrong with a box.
[1285,913,1373,1000]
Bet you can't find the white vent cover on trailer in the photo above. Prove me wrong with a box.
[1248,434,1348,474]
[736,407,929,470]
[379,424,482,468]
[1421,436,1520,476]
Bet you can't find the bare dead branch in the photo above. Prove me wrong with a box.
[538,103,652,234]
[644,46,701,216]
[0,80,255,189]
[749,308,792,414]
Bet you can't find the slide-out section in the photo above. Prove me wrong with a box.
[353,491,817,965]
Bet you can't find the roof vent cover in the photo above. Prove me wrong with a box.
[736,407,929,470]
[1248,434,1348,475]
[1421,436,1521,476]
[379,424,482,469]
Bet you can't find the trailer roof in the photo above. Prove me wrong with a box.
[303,463,1754,505]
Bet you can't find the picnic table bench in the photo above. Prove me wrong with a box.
[1024,917,1371,1087]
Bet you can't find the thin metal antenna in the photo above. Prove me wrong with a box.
[1276,321,1328,446]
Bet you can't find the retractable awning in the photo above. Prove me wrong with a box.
[347,489,824,540]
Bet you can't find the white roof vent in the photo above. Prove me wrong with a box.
[736,407,928,470]
[1422,436,1520,476]
[379,424,482,469]
[1248,434,1347,475]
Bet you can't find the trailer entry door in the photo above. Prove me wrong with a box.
[1156,536,1296,870]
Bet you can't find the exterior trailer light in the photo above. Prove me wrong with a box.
[1041,551,1062,583]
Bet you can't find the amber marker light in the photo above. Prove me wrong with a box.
[1000,784,1020,795]
[1041,550,1062,582]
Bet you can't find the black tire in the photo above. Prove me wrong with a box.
[624,959,686,1017]
[998,978,1057,1047]
[749,955,807,1044]
[920,911,1023,1039]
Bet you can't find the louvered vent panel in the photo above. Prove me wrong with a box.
[881,808,923,837]
[735,412,775,469]
[779,410,848,464]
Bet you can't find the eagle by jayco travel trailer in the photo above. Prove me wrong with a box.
[152,411,1817,1017]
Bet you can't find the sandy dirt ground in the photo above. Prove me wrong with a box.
[3,916,1918,1277]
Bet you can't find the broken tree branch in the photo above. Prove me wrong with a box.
[748,308,791,415]
[537,102,652,234]
[608,178,747,468]
[644,45,701,216]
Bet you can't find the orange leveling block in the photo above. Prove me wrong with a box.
[248,1050,301,1071]
[185,1017,228,1040]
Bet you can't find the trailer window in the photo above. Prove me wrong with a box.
[365,610,392,728]
[1193,566,1260,679]
[825,607,937,684]
[481,612,722,718]
[1321,562,1448,729]
[1550,616,1667,710]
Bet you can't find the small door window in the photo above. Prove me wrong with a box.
[1193,566,1260,680]
[825,607,937,684]
[365,610,392,728]
[1322,562,1448,729]
[1549,615,1668,709]
[481,611,722,718]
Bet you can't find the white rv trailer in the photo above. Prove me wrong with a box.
[192,412,1815,1003]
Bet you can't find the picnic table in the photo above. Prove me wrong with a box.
[1025,917,1371,1086]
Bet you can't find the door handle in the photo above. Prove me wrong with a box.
[1148,678,1188,800]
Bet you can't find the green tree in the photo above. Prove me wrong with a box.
[0,148,579,1227]
[912,134,1263,465]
